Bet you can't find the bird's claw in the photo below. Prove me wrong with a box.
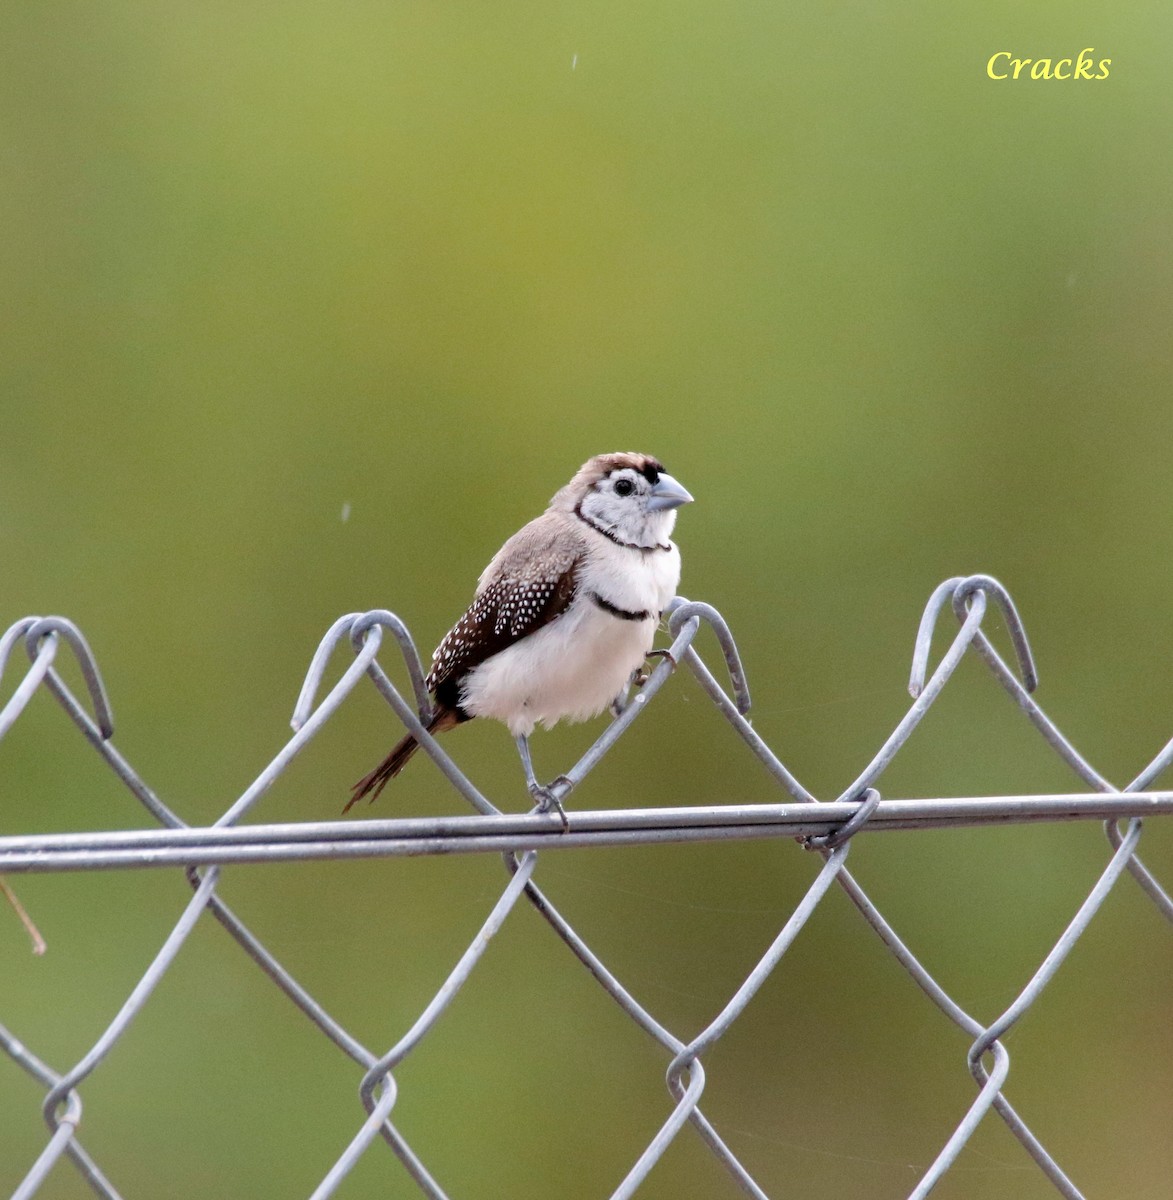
[646,647,678,668]
[629,649,677,692]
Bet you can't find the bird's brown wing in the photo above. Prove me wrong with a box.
[348,521,581,810]
[426,518,584,707]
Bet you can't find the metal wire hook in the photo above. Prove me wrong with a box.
[909,575,1037,699]
[24,617,115,740]
[291,610,431,732]
[0,619,52,740]
[348,610,433,723]
[951,575,1037,691]
[666,598,752,715]
[291,613,364,731]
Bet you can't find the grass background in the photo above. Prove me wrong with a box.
[2,3,1172,1196]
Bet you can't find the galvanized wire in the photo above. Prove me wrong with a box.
[1,576,1170,1199]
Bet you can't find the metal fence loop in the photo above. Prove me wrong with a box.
[0,617,40,687]
[0,618,54,739]
[291,612,365,731]
[292,609,432,732]
[23,617,115,740]
[804,788,881,851]
[348,609,433,721]
[909,575,1037,698]
[952,574,1038,690]
[666,597,752,714]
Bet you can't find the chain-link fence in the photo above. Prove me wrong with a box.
[1,575,1170,1199]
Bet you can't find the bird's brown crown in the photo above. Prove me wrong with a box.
[552,452,665,508]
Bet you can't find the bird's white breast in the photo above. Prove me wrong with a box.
[459,539,681,737]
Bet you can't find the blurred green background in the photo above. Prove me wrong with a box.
[3,2,1172,1197]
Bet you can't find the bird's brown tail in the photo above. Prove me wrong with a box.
[345,707,461,813]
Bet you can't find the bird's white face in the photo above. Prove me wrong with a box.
[578,465,694,549]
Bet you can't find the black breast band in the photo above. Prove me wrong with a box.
[589,591,651,622]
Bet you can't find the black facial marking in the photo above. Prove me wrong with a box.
[604,459,662,487]
[572,500,672,552]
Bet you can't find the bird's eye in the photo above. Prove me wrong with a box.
[614,478,635,497]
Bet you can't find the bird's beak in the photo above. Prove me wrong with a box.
[646,473,694,512]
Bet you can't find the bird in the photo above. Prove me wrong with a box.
[347,451,693,820]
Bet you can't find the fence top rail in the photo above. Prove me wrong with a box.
[1,792,1170,873]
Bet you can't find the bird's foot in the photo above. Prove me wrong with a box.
[645,647,678,667]
[528,776,572,832]
[630,647,678,691]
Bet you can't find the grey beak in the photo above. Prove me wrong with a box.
[646,472,694,512]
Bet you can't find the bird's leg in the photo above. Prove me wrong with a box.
[514,734,570,831]
[515,732,540,791]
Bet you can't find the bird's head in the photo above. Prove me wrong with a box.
[555,452,694,549]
